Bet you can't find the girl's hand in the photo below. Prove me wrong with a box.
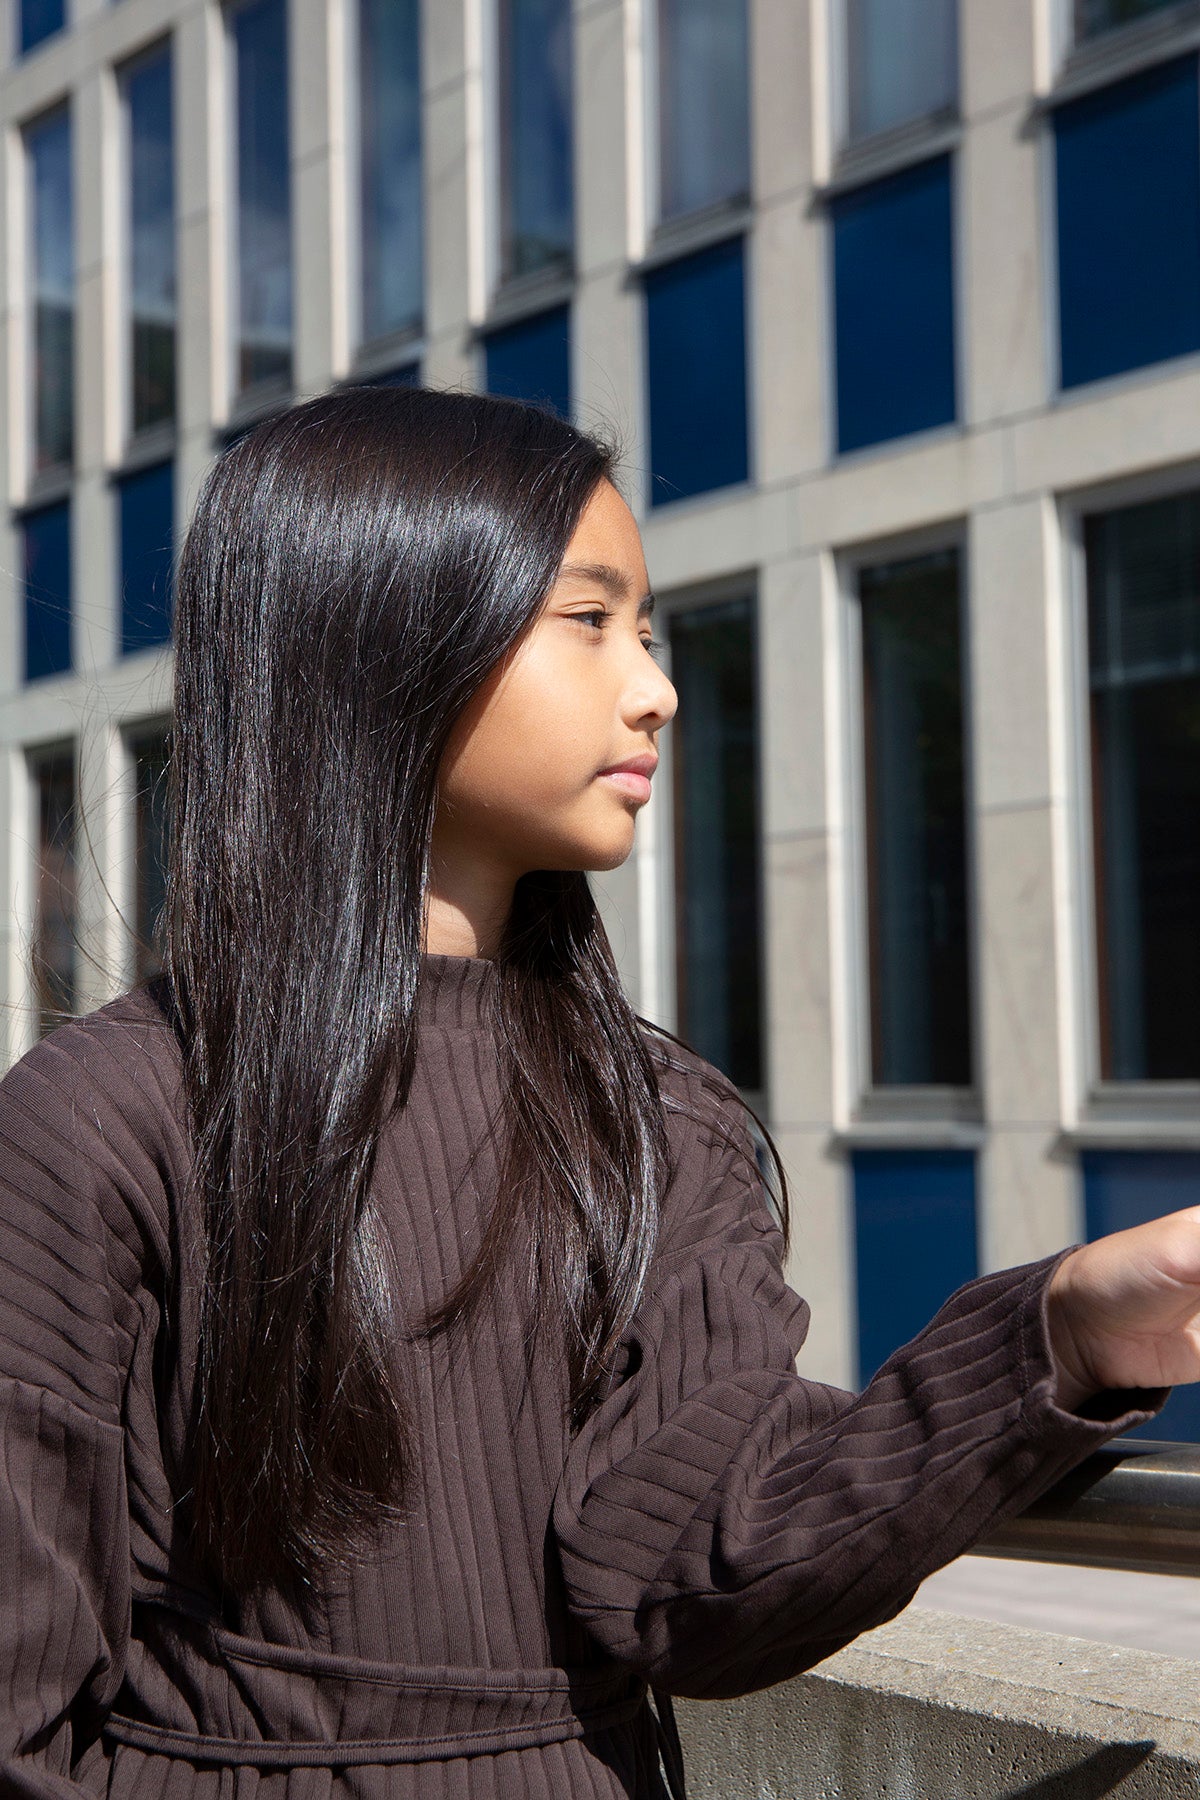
[1046,1207,1200,1412]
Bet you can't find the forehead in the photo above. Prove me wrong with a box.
[561,479,648,584]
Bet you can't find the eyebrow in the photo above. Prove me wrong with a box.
[559,561,657,618]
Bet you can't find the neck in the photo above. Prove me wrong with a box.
[423,832,516,959]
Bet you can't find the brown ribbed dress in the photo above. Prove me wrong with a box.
[0,952,1167,1798]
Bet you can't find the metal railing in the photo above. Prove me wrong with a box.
[977,1438,1200,1577]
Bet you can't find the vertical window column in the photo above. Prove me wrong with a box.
[26,104,74,478]
[654,0,749,226]
[483,305,571,419]
[852,1148,978,1384]
[496,0,573,286]
[667,594,763,1092]
[644,236,748,505]
[857,546,974,1089]
[841,0,958,146]
[356,0,422,350]
[123,44,177,438]
[129,727,172,983]
[1084,490,1200,1082]
[228,0,293,400]
[28,744,77,1040]
[21,502,71,681]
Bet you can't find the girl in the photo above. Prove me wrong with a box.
[0,384,1195,1800]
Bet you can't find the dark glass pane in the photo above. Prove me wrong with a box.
[845,0,958,143]
[359,0,422,341]
[126,48,176,432]
[18,0,63,54]
[832,154,956,453]
[27,107,73,472]
[362,362,420,387]
[1055,57,1200,391]
[669,596,762,1090]
[483,304,570,417]
[645,235,748,506]
[1076,0,1180,39]
[232,0,292,393]
[860,547,972,1086]
[22,502,71,682]
[131,728,172,983]
[657,0,748,222]
[30,746,77,1038]
[1084,1151,1200,1440]
[853,1148,977,1383]
[1085,492,1200,1080]
[499,0,573,281]
[119,461,175,655]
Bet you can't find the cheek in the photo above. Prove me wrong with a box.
[442,659,597,814]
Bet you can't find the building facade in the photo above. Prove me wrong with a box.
[1,0,1198,1426]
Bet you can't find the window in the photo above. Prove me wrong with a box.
[1075,0,1182,42]
[483,304,570,417]
[496,0,573,286]
[841,0,958,146]
[26,105,74,474]
[18,0,63,56]
[1084,1151,1200,1440]
[357,0,422,344]
[668,595,763,1092]
[655,0,749,225]
[122,45,176,436]
[119,461,175,655]
[28,744,77,1040]
[857,547,973,1087]
[228,0,292,397]
[831,154,956,453]
[852,1148,977,1383]
[21,501,71,681]
[130,727,172,983]
[1083,490,1200,1081]
[1054,57,1200,391]
[361,363,420,387]
[644,235,748,506]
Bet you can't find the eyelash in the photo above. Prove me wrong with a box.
[576,610,664,660]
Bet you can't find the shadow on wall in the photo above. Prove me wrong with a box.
[1009,1740,1154,1798]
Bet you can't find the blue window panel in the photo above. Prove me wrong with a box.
[231,0,292,394]
[832,155,956,455]
[499,0,573,282]
[119,460,175,654]
[22,502,71,682]
[645,235,748,506]
[1055,57,1200,391]
[363,362,420,387]
[19,0,63,54]
[1083,1152,1200,1442]
[853,1148,977,1385]
[484,305,570,418]
[358,0,422,340]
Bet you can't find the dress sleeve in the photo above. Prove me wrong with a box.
[552,1091,1169,1701]
[0,1033,142,1796]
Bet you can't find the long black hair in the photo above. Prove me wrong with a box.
[163,384,789,1593]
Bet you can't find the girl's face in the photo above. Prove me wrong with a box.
[433,479,678,894]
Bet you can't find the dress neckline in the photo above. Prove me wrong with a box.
[417,951,499,1030]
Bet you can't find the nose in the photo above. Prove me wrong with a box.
[624,647,677,734]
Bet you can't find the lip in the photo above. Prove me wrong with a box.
[596,753,657,805]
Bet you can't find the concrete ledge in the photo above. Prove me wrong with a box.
[674,1606,1200,1798]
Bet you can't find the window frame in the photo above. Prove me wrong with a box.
[641,572,768,1119]
[834,522,983,1134]
[1054,0,1200,91]
[483,0,576,314]
[1057,467,1200,1138]
[642,0,753,251]
[825,0,961,188]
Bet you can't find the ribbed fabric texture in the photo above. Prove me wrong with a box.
[0,952,1167,1797]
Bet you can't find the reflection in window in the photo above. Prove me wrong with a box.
[669,596,762,1091]
[656,0,749,224]
[644,236,748,505]
[497,0,573,283]
[29,745,77,1039]
[832,154,956,453]
[18,0,63,56]
[1075,0,1179,40]
[1054,57,1200,391]
[1084,1151,1200,1440]
[843,0,958,145]
[1085,491,1200,1081]
[21,502,71,682]
[358,0,422,343]
[26,106,73,473]
[130,728,172,983]
[123,45,176,434]
[229,0,292,395]
[483,304,570,417]
[859,547,972,1087]
[852,1149,977,1383]
[119,461,175,655]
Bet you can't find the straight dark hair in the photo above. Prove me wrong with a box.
[163,384,790,1594]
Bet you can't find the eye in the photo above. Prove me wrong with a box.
[642,637,664,662]
[575,609,608,631]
